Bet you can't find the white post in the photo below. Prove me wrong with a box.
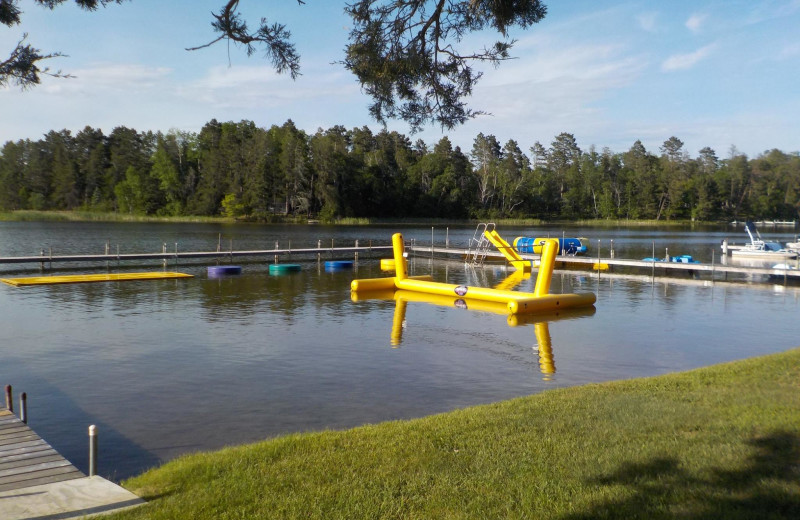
[89,425,98,477]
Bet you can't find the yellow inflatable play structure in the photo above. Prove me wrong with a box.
[351,233,596,315]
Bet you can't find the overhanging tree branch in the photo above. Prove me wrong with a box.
[2,0,548,132]
[0,33,72,89]
[342,0,547,132]
[1,0,127,88]
[186,0,303,79]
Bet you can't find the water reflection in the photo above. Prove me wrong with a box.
[351,285,595,380]
[4,222,800,481]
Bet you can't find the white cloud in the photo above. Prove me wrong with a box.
[41,63,173,94]
[686,13,707,33]
[425,41,647,151]
[777,42,800,59]
[178,65,360,110]
[636,12,658,32]
[661,44,716,71]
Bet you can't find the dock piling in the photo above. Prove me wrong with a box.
[711,249,715,281]
[89,425,98,477]
[597,240,601,278]
[4,384,12,412]
[651,241,656,279]
[20,392,27,424]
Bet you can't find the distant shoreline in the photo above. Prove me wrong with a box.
[0,210,729,228]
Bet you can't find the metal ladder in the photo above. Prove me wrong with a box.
[466,222,495,265]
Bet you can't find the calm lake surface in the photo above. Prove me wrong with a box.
[1,221,798,481]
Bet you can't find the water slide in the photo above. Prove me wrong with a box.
[482,228,532,273]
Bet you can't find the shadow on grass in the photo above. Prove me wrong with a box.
[562,430,800,520]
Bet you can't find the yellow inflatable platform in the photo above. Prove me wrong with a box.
[351,233,596,315]
[2,272,193,286]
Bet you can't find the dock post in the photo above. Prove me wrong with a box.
[317,240,321,263]
[40,249,45,271]
[89,425,98,477]
[446,227,449,248]
[355,240,358,262]
[4,384,12,413]
[711,249,715,281]
[610,239,614,259]
[651,241,656,280]
[597,240,601,278]
[20,392,27,424]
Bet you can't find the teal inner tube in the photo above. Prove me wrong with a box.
[269,263,302,274]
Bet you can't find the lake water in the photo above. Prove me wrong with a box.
[1,221,798,481]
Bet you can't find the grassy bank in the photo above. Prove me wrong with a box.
[112,348,800,519]
[0,210,235,223]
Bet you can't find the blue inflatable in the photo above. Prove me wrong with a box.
[514,237,587,255]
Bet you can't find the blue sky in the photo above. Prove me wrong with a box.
[1,0,798,158]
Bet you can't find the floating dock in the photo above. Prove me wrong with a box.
[1,271,193,286]
[0,244,392,270]
[409,245,800,282]
[0,406,143,518]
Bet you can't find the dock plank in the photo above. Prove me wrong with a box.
[0,444,53,461]
[0,409,84,494]
[0,459,75,479]
[0,432,40,446]
[0,453,64,471]
[0,424,33,436]
[0,467,85,492]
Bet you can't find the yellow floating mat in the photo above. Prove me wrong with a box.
[1,272,194,286]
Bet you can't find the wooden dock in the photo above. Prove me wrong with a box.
[0,406,143,518]
[0,407,84,492]
[0,244,393,270]
[409,245,800,282]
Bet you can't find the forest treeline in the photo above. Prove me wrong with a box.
[1,119,798,222]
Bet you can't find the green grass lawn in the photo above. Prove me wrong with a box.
[112,348,800,519]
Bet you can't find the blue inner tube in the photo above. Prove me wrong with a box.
[324,260,354,270]
[269,263,302,273]
[208,265,242,276]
